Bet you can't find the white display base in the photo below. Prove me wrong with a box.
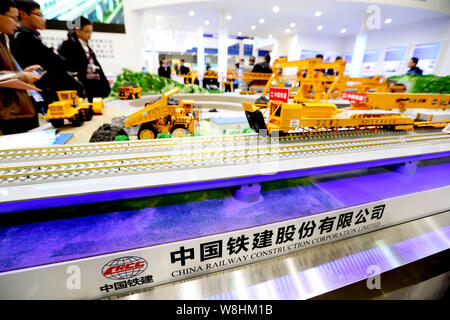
[0,187,448,299]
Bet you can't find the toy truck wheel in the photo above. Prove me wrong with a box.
[70,111,84,127]
[138,124,157,140]
[81,108,93,121]
[172,127,190,137]
[49,119,64,128]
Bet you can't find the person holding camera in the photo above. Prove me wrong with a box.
[58,16,110,101]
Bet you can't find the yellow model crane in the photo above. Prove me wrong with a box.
[262,57,347,102]
[262,57,405,102]
[124,87,199,139]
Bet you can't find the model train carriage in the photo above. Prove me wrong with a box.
[243,101,415,136]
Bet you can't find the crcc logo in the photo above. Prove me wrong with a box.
[101,256,148,280]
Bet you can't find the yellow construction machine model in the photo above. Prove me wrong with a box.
[242,92,450,137]
[261,57,347,102]
[43,90,104,128]
[124,88,199,139]
[118,84,142,100]
[262,57,405,102]
[350,92,450,112]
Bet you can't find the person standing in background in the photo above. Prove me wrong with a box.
[326,56,342,76]
[158,56,171,79]
[0,0,41,134]
[179,59,190,83]
[407,57,423,76]
[11,0,84,107]
[58,16,111,101]
[251,54,272,73]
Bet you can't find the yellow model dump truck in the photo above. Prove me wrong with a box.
[43,90,104,128]
[118,85,142,100]
[124,87,199,139]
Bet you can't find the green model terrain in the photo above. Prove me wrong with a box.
[110,69,220,97]
[388,73,450,94]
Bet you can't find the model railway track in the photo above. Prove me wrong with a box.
[0,129,442,162]
[0,133,448,185]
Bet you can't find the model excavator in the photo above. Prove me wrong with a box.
[124,87,199,139]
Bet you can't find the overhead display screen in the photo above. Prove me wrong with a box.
[361,49,380,76]
[411,42,441,75]
[382,46,407,76]
[36,0,124,33]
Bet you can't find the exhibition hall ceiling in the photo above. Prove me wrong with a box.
[135,0,450,38]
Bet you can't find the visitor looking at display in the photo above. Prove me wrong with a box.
[58,16,111,101]
[179,59,190,83]
[315,54,325,74]
[326,56,342,76]
[251,54,272,73]
[158,57,171,79]
[11,0,84,108]
[407,57,423,76]
[0,0,42,135]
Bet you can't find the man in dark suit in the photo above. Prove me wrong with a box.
[158,57,171,79]
[58,16,111,101]
[252,54,272,73]
[11,0,84,105]
[179,59,190,83]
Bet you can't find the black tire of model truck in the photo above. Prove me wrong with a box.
[50,119,64,128]
[70,111,84,127]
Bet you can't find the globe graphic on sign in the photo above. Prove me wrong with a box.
[102,256,148,280]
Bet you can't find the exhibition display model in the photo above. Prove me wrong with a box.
[118,84,143,100]
[243,92,450,136]
[124,87,200,139]
[43,91,104,128]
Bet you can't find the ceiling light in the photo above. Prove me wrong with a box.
[251,25,256,30]
[268,34,273,38]
[259,18,265,24]
[237,32,242,36]
[340,28,347,34]
[315,11,322,17]
[317,25,323,30]
[285,28,291,34]
[156,15,162,21]
[226,15,232,20]
[188,11,195,17]
[290,22,295,28]
[204,20,210,25]
[273,6,280,13]
[385,18,392,24]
